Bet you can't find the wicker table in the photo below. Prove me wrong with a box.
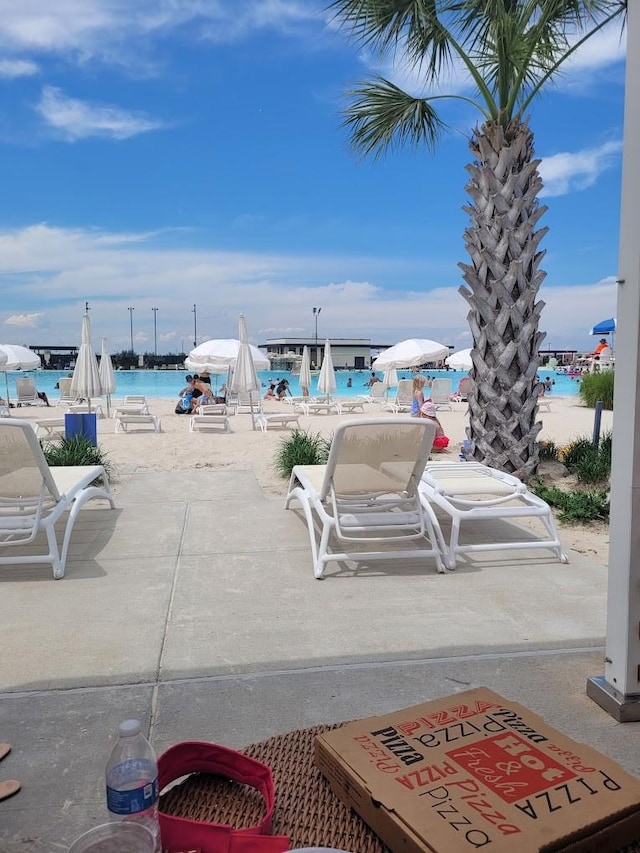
[160,724,640,853]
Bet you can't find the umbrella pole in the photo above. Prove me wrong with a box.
[249,391,256,430]
[3,372,10,417]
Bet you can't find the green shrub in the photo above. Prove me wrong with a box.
[531,483,610,523]
[579,372,614,409]
[561,431,612,485]
[43,435,114,479]
[274,429,332,478]
[538,440,558,461]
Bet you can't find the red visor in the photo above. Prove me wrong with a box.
[158,741,290,853]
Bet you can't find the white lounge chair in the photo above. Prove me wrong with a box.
[295,398,341,415]
[15,377,44,407]
[381,379,413,413]
[55,377,78,406]
[335,399,367,415]
[418,460,568,570]
[35,418,66,440]
[67,402,105,419]
[285,418,444,579]
[429,378,453,411]
[113,396,151,416]
[456,376,472,402]
[0,418,115,578]
[114,413,161,433]
[189,404,231,433]
[252,411,301,432]
[358,383,389,404]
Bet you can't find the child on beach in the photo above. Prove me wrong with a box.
[420,399,450,450]
[411,376,427,416]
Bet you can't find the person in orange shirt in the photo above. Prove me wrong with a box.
[590,338,609,357]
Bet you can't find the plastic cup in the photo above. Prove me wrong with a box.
[68,822,155,853]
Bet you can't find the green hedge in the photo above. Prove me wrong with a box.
[579,372,614,409]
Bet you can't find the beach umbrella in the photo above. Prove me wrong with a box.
[317,339,337,399]
[372,338,449,370]
[299,346,312,397]
[445,348,473,371]
[383,366,399,389]
[186,339,269,374]
[590,317,617,351]
[230,314,261,430]
[99,337,116,417]
[71,313,103,410]
[0,344,41,412]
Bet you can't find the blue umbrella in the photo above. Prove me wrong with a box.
[590,317,616,352]
[590,318,616,335]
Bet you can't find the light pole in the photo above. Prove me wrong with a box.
[128,306,135,354]
[152,307,158,356]
[192,304,197,348]
[313,306,321,364]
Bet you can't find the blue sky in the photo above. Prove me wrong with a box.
[0,1,625,355]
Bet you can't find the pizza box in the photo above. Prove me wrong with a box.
[315,687,640,853]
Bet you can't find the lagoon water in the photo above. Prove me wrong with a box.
[13,367,580,401]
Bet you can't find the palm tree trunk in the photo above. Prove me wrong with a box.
[459,120,547,479]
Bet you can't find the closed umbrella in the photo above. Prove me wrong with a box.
[383,366,399,388]
[186,339,269,373]
[372,338,449,370]
[299,346,312,397]
[230,314,261,430]
[0,344,41,412]
[71,313,103,410]
[99,337,116,417]
[317,339,337,399]
[445,348,473,371]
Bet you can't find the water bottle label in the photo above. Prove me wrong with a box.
[107,777,158,814]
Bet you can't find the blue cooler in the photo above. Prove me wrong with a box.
[64,412,97,447]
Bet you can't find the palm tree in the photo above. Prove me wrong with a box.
[330,0,626,478]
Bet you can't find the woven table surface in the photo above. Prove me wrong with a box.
[160,723,640,853]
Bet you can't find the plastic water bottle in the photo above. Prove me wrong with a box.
[105,719,160,852]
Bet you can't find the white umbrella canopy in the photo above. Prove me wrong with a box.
[373,338,449,370]
[299,345,312,396]
[99,337,116,416]
[317,339,337,398]
[0,344,41,371]
[445,348,473,371]
[230,314,261,429]
[186,339,269,373]
[71,313,103,409]
[0,344,41,411]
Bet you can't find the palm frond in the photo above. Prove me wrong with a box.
[343,76,448,156]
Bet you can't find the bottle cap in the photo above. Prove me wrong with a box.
[118,719,142,737]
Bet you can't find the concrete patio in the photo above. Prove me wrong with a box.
[0,468,638,850]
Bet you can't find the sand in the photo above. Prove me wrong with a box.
[18,393,612,567]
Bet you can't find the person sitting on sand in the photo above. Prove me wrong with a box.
[420,399,450,450]
[175,375,196,414]
[264,381,277,400]
[276,379,291,400]
[191,376,215,409]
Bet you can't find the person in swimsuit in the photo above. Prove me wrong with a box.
[411,376,427,417]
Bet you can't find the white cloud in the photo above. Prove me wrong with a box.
[4,312,44,327]
[539,140,622,197]
[35,85,164,140]
[0,1,321,69]
[0,223,617,352]
[0,57,38,76]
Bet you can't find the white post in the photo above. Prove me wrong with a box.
[587,3,640,720]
